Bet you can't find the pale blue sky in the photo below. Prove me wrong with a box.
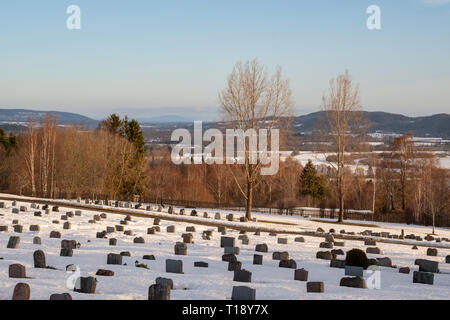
[0,0,449,120]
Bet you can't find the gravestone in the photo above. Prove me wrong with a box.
[121,251,131,257]
[0,226,8,232]
[222,254,237,263]
[61,240,77,250]
[143,255,155,260]
[218,226,227,234]
[277,238,288,244]
[63,222,71,230]
[221,236,235,248]
[166,259,183,274]
[116,225,124,232]
[413,271,434,285]
[376,257,392,267]
[96,269,114,276]
[74,277,96,294]
[203,212,209,218]
[106,227,116,233]
[29,225,40,232]
[279,259,297,269]
[179,209,185,215]
[366,247,383,255]
[345,266,364,277]
[295,237,305,242]
[190,209,198,216]
[124,230,134,236]
[224,247,240,255]
[96,231,107,239]
[12,283,30,300]
[253,254,263,265]
[182,233,193,244]
[148,284,171,300]
[226,214,234,221]
[427,248,438,257]
[186,226,196,232]
[330,259,346,269]
[307,282,324,293]
[49,293,72,300]
[12,208,19,214]
[446,255,450,264]
[319,242,333,249]
[365,240,377,246]
[75,210,82,216]
[399,267,410,274]
[228,261,242,271]
[340,276,366,288]
[167,226,176,233]
[295,268,309,281]
[316,251,336,260]
[174,242,187,255]
[153,218,160,225]
[255,244,268,253]
[194,261,208,268]
[233,269,252,282]
[107,253,122,265]
[9,264,26,278]
[34,212,42,217]
[215,212,221,220]
[231,286,256,300]
[60,248,73,257]
[33,237,41,245]
[13,225,23,233]
[33,250,46,268]
[416,259,439,273]
[134,237,145,244]
[272,252,289,260]
[147,228,156,234]
[331,249,344,256]
[109,238,117,246]
[7,236,20,249]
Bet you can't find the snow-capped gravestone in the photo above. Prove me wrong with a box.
[319,242,333,249]
[106,226,116,233]
[12,208,19,214]
[226,214,234,221]
[7,236,20,249]
[9,264,27,278]
[231,286,256,300]
[107,253,122,265]
[166,259,183,274]
[12,283,30,300]
[33,250,46,268]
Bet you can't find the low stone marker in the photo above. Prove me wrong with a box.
[13,225,23,233]
[167,226,176,233]
[34,212,42,217]
[74,277,97,294]
[182,233,193,244]
[29,225,40,232]
[7,236,20,249]
[107,253,123,265]
[33,237,41,245]
[376,257,392,267]
[272,252,289,260]
[366,247,383,255]
[124,230,134,236]
[0,226,8,232]
[147,228,156,235]
[60,248,73,257]
[224,247,240,255]
[316,251,336,260]
[222,254,237,263]
[255,244,268,253]
[63,222,71,230]
[143,255,156,260]
[279,259,297,269]
[61,240,77,249]
[106,226,116,233]
[413,271,434,285]
[231,286,256,300]
[253,254,263,265]
[116,225,124,232]
[307,282,324,293]
[96,231,107,239]
[12,208,19,214]
[345,266,364,277]
[446,255,450,264]
[365,240,377,246]
[50,231,61,238]
[109,238,117,246]
[175,242,187,255]
[331,249,344,256]
[228,261,242,271]
[166,259,183,274]
[427,248,438,257]
[340,276,366,288]
[179,209,185,215]
[399,267,410,274]
[218,226,227,234]
[203,212,209,218]
[330,259,346,269]
[416,259,439,273]
[194,261,208,268]
[295,237,305,242]
[294,268,309,281]
[148,284,171,300]
[9,264,27,278]
[75,210,82,216]
[96,269,114,276]
[186,226,196,232]
[190,209,198,216]
[12,283,30,300]
[49,293,72,300]
[233,269,252,283]
[134,237,145,244]
[319,242,333,249]
[226,214,234,221]
[277,238,288,244]
[221,236,235,248]
[153,218,160,225]
[34,250,46,268]
[215,212,221,220]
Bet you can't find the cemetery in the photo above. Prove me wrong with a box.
[0,195,449,300]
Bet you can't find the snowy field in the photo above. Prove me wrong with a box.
[1,196,450,300]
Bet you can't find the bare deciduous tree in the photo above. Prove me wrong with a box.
[219,59,294,220]
[321,70,364,223]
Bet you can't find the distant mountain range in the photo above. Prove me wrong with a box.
[0,108,449,138]
[292,111,450,138]
[0,109,98,127]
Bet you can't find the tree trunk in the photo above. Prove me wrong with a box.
[246,180,253,221]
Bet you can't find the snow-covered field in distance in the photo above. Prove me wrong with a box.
[1,197,449,300]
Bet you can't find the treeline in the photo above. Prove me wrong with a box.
[0,114,448,227]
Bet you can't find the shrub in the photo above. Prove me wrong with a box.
[345,249,369,269]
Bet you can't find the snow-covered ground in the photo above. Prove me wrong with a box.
[1,196,450,300]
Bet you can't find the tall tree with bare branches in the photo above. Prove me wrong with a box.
[219,59,294,220]
[321,70,364,223]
